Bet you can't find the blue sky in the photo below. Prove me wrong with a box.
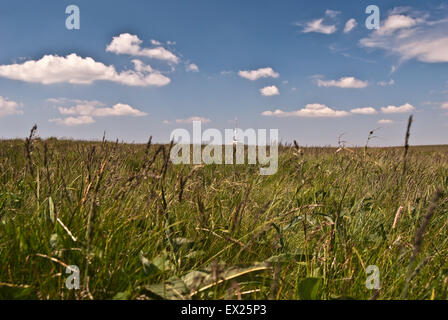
[0,0,447,146]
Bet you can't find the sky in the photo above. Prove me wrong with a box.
[0,0,447,146]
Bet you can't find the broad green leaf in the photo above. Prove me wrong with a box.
[298,277,322,300]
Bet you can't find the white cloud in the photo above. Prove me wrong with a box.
[350,107,378,115]
[0,54,170,87]
[441,102,448,109]
[132,59,154,73]
[377,15,419,35]
[106,33,179,63]
[186,63,199,72]
[50,116,95,126]
[381,103,415,114]
[360,11,448,63]
[344,18,357,33]
[58,103,147,117]
[151,39,161,46]
[316,76,368,88]
[378,119,394,125]
[48,99,147,126]
[238,67,279,81]
[377,79,395,86]
[176,116,211,124]
[260,85,279,96]
[0,96,22,117]
[262,103,349,118]
[302,18,337,34]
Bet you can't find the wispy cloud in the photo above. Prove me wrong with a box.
[0,96,23,117]
[175,116,211,124]
[301,18,337,34]
[50,116,95,126]
[378,119,394,125]
[262,103,349,118]
[325,9,341,18]
[377,79,395,86]
[360,9,448,63]
[344,18,357,33]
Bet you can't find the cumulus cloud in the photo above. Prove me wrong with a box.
[48,99,147,126]
[360,10,448,63]
[50,116,95,126]
[186,63,199,72]
[381,103,415,113]
[262,104,349,118]
[0,96,23,117]
[344,18,357,33]
[260,85,279,96]
[238,67,279,81]
[378,119,394,125]
[58,103,147,117]
[106,33,179,64]
[0,54,170,87]
[175,116,211,124]
[350,107,378,115]
[316,76,368,88]
[302,18,337,34]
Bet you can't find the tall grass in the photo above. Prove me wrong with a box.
[0,127,447,300]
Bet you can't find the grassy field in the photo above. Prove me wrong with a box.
[0,126,447,300]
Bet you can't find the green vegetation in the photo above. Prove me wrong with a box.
[0,126,447,300]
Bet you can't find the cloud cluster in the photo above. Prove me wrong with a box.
[360,11,448,63]
[381,103,415,114]
[316,76,368,88]
[0,96,22,117]
[260,85,279,96]
[106,33,179,64]
[262,103,415,118]
[0,54,170,87]
[262,104,349,118]
[299,10,341,34]
[238,67,279,81]
[49,99,147,126]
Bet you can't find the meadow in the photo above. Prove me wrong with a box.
[0,124,447,300]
